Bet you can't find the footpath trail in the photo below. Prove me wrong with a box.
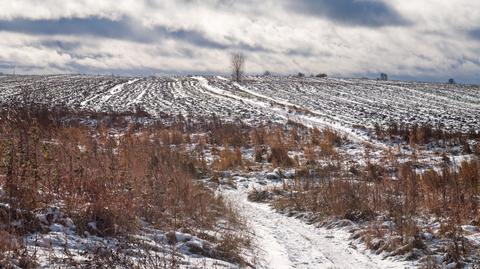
[222,183,415,269]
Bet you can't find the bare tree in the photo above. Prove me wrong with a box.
[231,53,245,82]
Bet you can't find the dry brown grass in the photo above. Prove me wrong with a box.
[0,230,37,268]
[0,105,252,267]
[258,121,480,264]
[376,122,479,149]
[268,143,294,167]
[2,102,477,266]
[212,147,243,170]
[474,141,480,156]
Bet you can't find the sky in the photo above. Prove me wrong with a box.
[0,0,479,83]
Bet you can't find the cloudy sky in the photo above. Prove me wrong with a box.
[0,0,479,83]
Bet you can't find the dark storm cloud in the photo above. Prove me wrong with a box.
[450,56,480,70]
[0,17,135,39]
[166,28,228,49]
[66,61,210,76]
[39,40,82,51]
[0,16,280,53]
[0,17,228,49]
[224,36,271,52]
[36,40,114,62]
[0,60,16,69]
[469,28,480,40]
[0,60,42,72]
[287,0,408,27]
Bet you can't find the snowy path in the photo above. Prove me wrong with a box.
[196,78,380,147]
[223,183,414,269]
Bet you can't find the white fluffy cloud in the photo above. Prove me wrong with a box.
[0,0,479,83]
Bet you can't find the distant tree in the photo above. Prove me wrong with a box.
[380,73,388,81]
[316,73,327,78]
[448,78,456,84]
[263,71,271,76]
[231,53,245,82]
[297,72,305,78]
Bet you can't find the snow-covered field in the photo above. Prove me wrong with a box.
[1,75,479,134]
[1,74,479,268]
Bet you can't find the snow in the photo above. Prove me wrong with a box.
[2,75,478,133]
[23,209,242,269]
[221,178,415,269]
[1,75,479,268]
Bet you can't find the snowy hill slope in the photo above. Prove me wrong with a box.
[1,75,479,133]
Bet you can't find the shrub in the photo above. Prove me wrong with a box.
[474,141,480,156]
[0,106,245,242]
[268,144,294,167]
[213,147,243,170]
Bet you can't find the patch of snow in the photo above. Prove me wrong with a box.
[221,180,415,269]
